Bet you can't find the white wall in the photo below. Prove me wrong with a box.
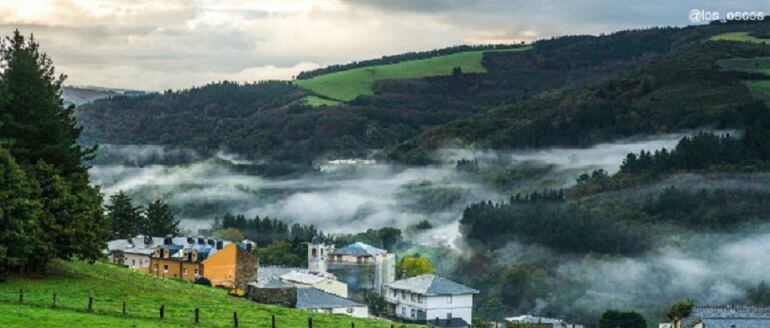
[123,253,151,269]
[385,288,474,324]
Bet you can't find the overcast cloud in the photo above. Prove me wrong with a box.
[1,0,767,90]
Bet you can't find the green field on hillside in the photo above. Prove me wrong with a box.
[710,31,770,43]
[294,47,532,103]
[0,260,415,328]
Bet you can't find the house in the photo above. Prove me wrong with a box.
[246,280,368,318]
[666,304,770,328]
[385,274,478,327]
[505,315,584,328]
[309,238,396,300]
[280,270,348,298]
[149,240,258,291]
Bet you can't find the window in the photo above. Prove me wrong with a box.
[447,295,453,304]
[312,248,317,257]
[153,264,159,271]
[401,307,406,316]
[194,268,199,276]
[132,259,136,266]
[402,291,406,300]
[411,293,416,302]
[411,309,416,318]
[447,313,452,319]
[183,268,188,275]
[392,289,397,297]
[163,265,168,273]
[418,295,423,304]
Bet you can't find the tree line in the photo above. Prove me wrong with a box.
[107,191,181,239]
[0,31,108,275]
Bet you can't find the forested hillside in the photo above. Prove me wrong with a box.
[75,21,765,164]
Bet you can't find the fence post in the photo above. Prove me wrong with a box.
[308,317,313,328]
[52,292,57,308]
[88,296,93,312]
[19,289,23,304]
[122,301,126,316]
[351,321,355,328]
[195,308,200,324]
[272,314,276,328]
[233,311,239,328]
[160,304,165,319]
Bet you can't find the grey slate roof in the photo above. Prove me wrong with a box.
[253,279,296,289]
[331,242,386,257]
[296,288,365,309]
[683,305,770,328]
[259,266,309,283]
[387,274,478,296]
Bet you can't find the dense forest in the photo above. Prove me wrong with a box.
[75,21,769,165]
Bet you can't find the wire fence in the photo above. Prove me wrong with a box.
[0,289,408,328]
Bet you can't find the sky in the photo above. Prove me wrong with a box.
[0,0,767,90]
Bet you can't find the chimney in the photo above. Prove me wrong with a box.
[216,241,223,250]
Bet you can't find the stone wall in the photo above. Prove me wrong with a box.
[248,287,297,307]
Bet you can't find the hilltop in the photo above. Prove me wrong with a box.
[75,21,769,164]
[0,260,414,328]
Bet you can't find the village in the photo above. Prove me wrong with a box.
[105,234,770,328]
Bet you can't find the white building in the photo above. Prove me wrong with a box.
[505,315,584,328]
[280,270,348,298]
[385,274,478,327]
[664,304,770,328]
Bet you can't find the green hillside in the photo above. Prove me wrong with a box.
[0,260,415,328]
[293,47,532,102]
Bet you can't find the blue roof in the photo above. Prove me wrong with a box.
[296,288,364,309]
[332,242,386,257]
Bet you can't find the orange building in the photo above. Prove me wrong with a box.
[149,240,258,291]
[202,243,259,290]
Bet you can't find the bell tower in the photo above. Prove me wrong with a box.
[308,236,326,274]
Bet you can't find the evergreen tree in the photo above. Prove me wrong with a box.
[28,162,108,269]
[107,191,143,239]
[144,199,180,237]
[0,149,40,273]
[599,310,647,328]
[0,30,95,176]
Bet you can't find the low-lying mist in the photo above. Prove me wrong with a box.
[89,132,698,235]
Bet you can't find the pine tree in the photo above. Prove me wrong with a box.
[144,199,180,237]
[107,191,143,239]
[0,149,40,274]
[0,30,95,176]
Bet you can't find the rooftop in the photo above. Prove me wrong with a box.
[281,271,325,285]
[683,305,770,328]
[331,242,387,257]
[259,266,309,284]
[387,274,478,296]
[296,287,364,309]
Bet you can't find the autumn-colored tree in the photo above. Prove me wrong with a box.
[397,255,434,279]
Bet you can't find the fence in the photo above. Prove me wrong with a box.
[1,289,409,328]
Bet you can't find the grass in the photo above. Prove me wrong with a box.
[710,31,770,44]
[294,46,532,103]
[0,260,417,328]
[745,80,770,102]
[302,95,343,107]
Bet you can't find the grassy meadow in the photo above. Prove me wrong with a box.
[710,31,770,44]
[294,46,532,103]
[0,260,416,328]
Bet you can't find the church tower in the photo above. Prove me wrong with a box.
[308,236,327,274]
